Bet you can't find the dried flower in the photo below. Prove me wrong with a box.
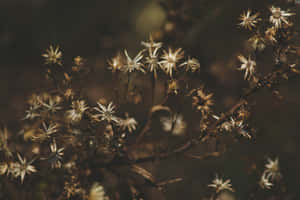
[141,34,162,50]
[93,102,119,123]
[48,140,64,168]
[167,79,180,95]
[33,122,59,141]
[108,53,123,72]
[265,27,277,43]
[259,172,273,189]
[66,100,89,123]
[145,47,161,79]
[159,48,184,77]
[248,34,266,51]
[265,157,281,180]
[123,49,145,73]
[89,183,109,200]
[24,104,41,120]
[42,122,59,136]
[269,6,294,28]
[74,56,84,66]
[42,45,63,65]
[230,118,251,139]
[191,88,214,114]
[38,95,62,113]
[208,175,234,193]
[11,153,37,183]
[64,88,75,100]
[179,56,200,72]
[64,176,85,198]
[237,55,256,80]
[160,113,186,136]
[119,113,138,133]
[239,10,260,30]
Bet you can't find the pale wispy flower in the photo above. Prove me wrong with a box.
[119,113,138,133]
[11,153,37,183]
[24,104,41,120]
[66,100,89,123]
[265,27,277,43]
[248,34,266,51]
[89,183,109,200]
[159,48,184,77]
[42,122,59,136]
[48,140,64,168]
[191,88,214,114]
[145,47,161,79]
[208,175,234,193]
[42,45,63,65]
[38,96,62,113]
[179,56,200,72]
[264,157,281,180]
[230,118,251,139]
[239,10,260,30]
[259,172,273,189]
[123,49,145,73]
[141,34,163,49]
[93,102,119,123]
[32,122,59,141]
[160,114,186,136]
[74,56,84,66]
[269,6,295,28]
[108,53,123,72]
[219,121,234,132]
[237,55,256,80]
[167,79,180,95]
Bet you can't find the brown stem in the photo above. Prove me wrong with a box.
[151,73,156,106]
[135,94,170,143]
[126,66,294,165]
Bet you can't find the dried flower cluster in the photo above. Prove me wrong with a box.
[108,34,200,78]
[0,2,299,200]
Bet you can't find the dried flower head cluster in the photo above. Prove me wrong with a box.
[0,2,298,199]
[190,88,214,114]
[107,34,200,79]
[237,4,297,82]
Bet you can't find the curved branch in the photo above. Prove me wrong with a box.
[111,66,296,167]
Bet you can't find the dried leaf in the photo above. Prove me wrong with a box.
[131,164,155,184]
[151,105,171,113]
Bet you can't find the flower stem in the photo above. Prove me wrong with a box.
[151,73,156,106]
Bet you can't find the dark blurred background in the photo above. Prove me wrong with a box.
[0,0,299,199]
